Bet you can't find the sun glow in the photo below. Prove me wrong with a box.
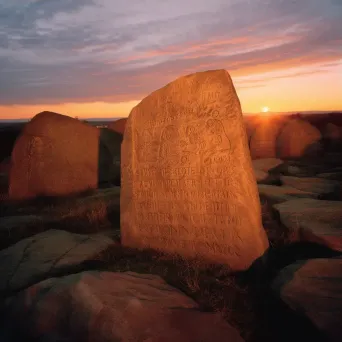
[261,106,269,113]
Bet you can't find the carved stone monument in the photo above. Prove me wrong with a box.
[121,70,269,271]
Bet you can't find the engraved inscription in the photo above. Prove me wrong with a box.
[121,70,267,269]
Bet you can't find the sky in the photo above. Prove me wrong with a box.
[0,0,341,120]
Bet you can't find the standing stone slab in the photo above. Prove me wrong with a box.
[121,69,269,271]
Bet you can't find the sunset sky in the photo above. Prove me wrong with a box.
[0,0,341,120]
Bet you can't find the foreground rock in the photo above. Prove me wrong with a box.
[2,271,244,342]
[121,69,269,271]
[280,176,341,199]
[276,119,322,159]
[272,257,342,342]
[9,112,101,200]
[258,184,318,205]
[0,229,114,294]
[273,198,342,251]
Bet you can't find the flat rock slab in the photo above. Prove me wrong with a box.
[280,176,341,199]
[253,169,279,185]
[258,184,319,205]
[3,271,244,342]
[272,257,342,342]
[273,198,342,251]
[0,229,114,294]
[269,161,325,177]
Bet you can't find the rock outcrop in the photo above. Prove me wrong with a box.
[276,119,322,159]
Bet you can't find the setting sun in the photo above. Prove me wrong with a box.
[261,106,270,113]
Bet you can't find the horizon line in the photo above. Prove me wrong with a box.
[0,110,342,122]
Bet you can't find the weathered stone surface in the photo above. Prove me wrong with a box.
[252,158,283,173]
[280,176,341,199]
[2,271,244,342]
[9,111,101,200]
[0,229,114,294]
[121,69,268,270]
[276,119,322,159]
[272,257,342,342]
[250,121,284,159]
[107,118,127,135]
[258,184,318,205]
[273,198,342,251]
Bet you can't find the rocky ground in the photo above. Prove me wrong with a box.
[0,155,342,341]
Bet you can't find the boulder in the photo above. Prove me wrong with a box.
[273,198,342,251]
[121,69,269,271]
[2,271,244,342]
[276,119,322,159]
[272,257,342,342]
[0,229,114,294]
[250,121,284,159]
[9,112,100,200]
[107,118,127,135]
[280,176,341,199]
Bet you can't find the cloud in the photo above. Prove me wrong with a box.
[0,0,341,105]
